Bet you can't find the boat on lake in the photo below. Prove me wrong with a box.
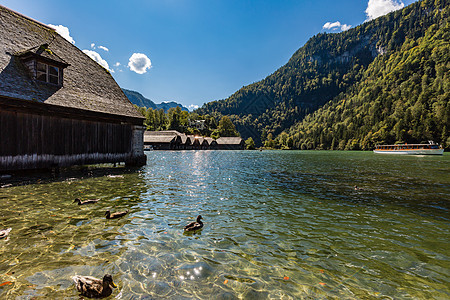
[373,141,444,155]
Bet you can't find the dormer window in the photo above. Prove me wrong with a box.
[37,62,60,85]
[15,44,69,86]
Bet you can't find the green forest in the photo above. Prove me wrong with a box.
[195,0,449,150]
[134,105,241,140]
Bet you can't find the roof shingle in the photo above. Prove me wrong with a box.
[0,5,143,119]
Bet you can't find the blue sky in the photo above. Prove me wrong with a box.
[0,0,418,110]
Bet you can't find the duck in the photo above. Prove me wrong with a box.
[74,198,100,205]
[72,274,117,298]
[354,185,364,191]
[105,210,129,219]
[0,228,11,239]
[184,215,203,232]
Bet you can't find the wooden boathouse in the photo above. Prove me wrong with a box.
[216,137,245,150]
[143,131,243,150]
[144,131,182,150]
[204,137,218,150]
[0,5,146,171]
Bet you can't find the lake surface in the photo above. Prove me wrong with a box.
[0,150,449,299]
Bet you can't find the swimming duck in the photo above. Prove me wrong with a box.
[74,198,100,205]
[72,274,117,298]
[184,215,203,232]
[105,210,129,219]
[354,185,364,191]
[0,228,11,239]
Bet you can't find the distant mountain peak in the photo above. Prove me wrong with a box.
[197,0,448,148]
[122,88,189,112]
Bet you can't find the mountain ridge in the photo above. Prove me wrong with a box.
[122,88,189,112]
[196,0,449,148]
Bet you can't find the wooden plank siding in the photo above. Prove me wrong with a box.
[0,110,134,171]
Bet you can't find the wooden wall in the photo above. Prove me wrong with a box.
[0,110,133,171]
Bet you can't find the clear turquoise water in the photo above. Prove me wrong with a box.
[0,150,449,299]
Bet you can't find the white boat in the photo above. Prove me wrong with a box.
[374,141,444,155]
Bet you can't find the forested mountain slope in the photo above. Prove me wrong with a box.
[283,19,449,150]
[196,0,449,148]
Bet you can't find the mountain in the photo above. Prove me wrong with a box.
[123,89,157,109]
[196,0,449,149]
[283,12,449,150]
[157,101,189,112]
[122,88,189,112]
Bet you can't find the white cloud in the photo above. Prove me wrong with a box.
[365,0,404,21]
[47,24,75,44]
[188,104,199,111]
[323,21,352,32]
[91,43,96,49]
[82,49,113,72]
[341,24,352,31]
[323,21,341,30]
[128,53,152,74]
[98,45,109,52]
[114,62,121,67]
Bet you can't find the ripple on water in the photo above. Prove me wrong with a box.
[0,151,449,299]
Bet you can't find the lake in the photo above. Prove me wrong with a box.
[0,150,449,299]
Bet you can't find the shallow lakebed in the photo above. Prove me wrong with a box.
[0,150,449,299]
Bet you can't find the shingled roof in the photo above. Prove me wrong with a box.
[144,134,178,144]
[0,5,143,119]
[216,137,244,145]
[180,134,191,144]
[146,130,183,136]
[204,137,217,145]
[196,137,206,145]
[15,44,69,67]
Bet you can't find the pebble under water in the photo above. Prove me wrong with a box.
[0,150,449,299]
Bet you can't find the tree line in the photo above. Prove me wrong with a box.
[195,0,449,150]
[135,106,255,149]
[273,3,449,150]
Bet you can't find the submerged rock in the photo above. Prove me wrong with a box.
[242,288,269,300]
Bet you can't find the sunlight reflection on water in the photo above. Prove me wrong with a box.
[0,151,449,299]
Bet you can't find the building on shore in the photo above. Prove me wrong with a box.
[0,5,146,171]
[143,131,243,150]
[216,137,245,150]
[189,135,202,150]
[180,134,192,150]
[144,131,182,150]
[196,137,210,150]
[188,119,205,131]
[204,137,218,150]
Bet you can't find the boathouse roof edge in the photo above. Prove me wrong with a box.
[0,4,144,120]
